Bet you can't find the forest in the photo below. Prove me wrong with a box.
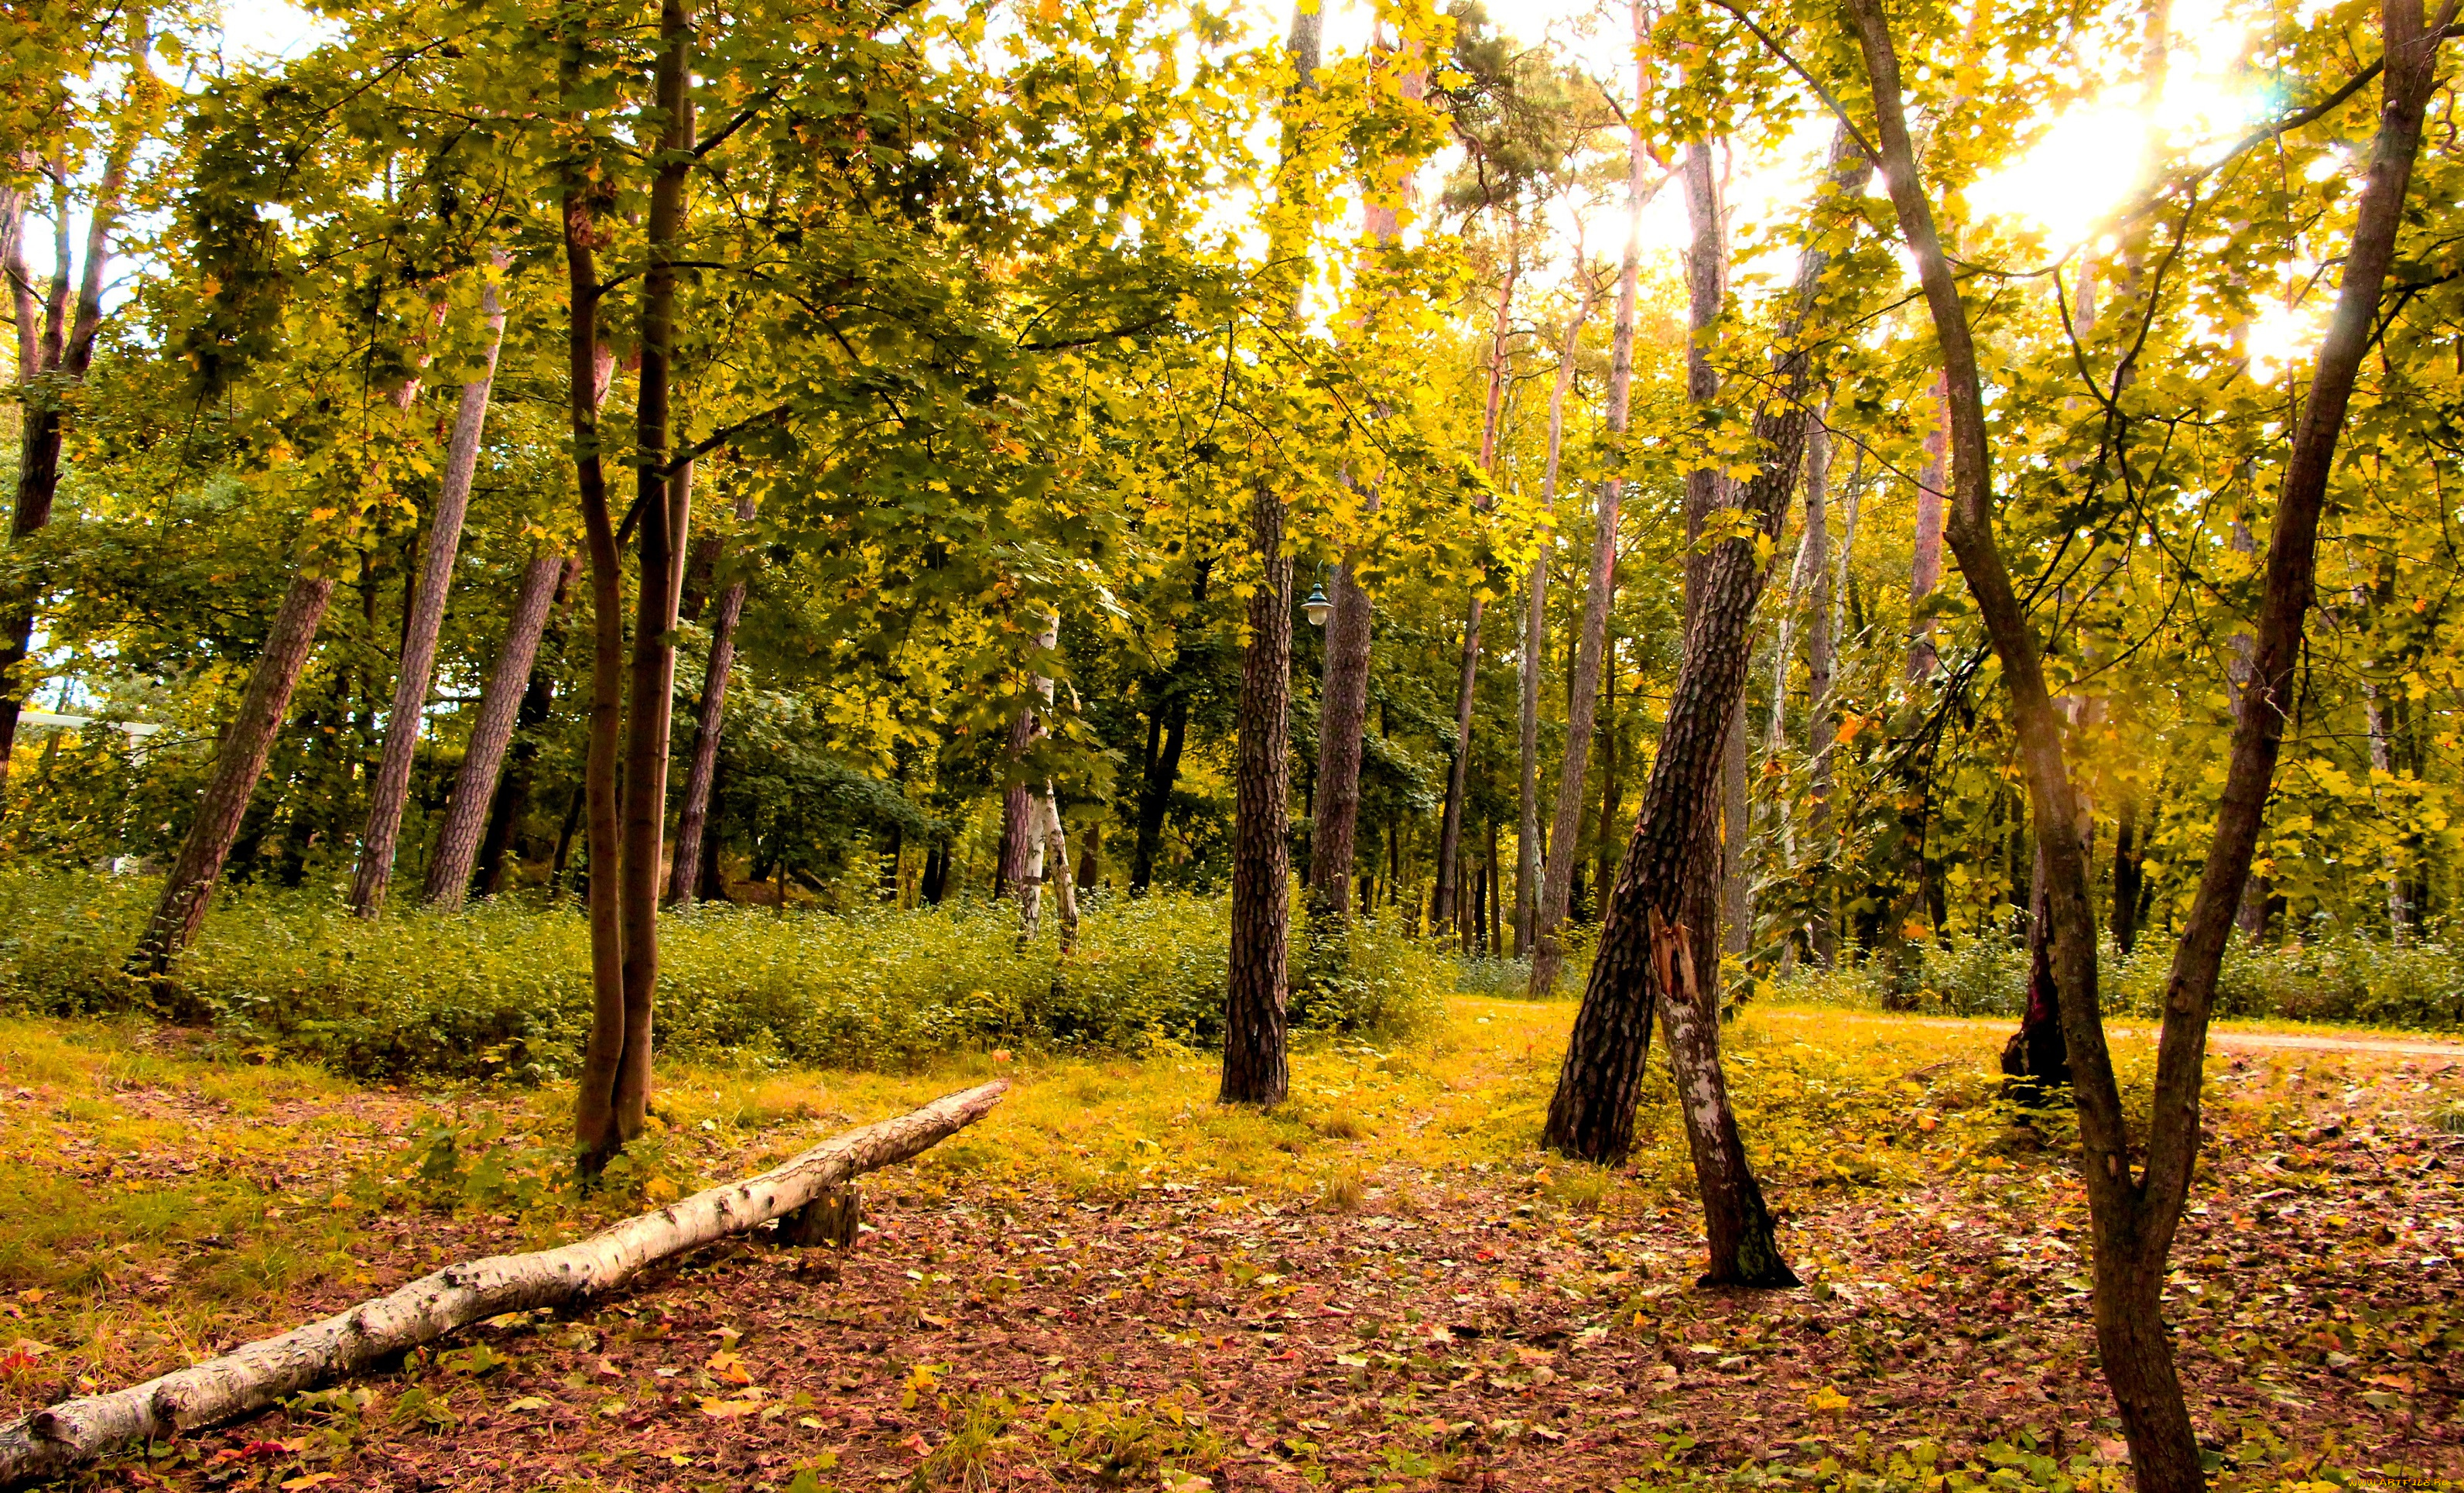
[0,0,2460,1485]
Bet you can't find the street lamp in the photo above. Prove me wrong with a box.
[1302,567,1334,628]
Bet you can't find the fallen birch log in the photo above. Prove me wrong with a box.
[0,1079,1009,1489]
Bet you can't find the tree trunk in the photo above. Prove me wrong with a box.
[0,1082,1010,1490]
[566,144,635,1169]
[1528,64,1651,997]
[668,491,755,906]
[1223,467,1295,1106]
[1542,129,1868,1290]
[1905,372,1949,681]
[1306,50,1427,923]
[1721,712,1749,959]
[1849,2,2442,1482]
[1592,653,1620,921]
[426,550,573,906]
[1518,267,1602,958]
[1011,612,1063,938]
[350,263,508,916]
[0,29,145,799]
[132,575,337,971]
[1431,598,1483,930]
[2110,789,2144,954]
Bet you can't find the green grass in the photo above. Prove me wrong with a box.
[0,868,1449,1082]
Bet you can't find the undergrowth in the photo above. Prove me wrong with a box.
[0,868,1446,1081]
[1764,927,2464,1031]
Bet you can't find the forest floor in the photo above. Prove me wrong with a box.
[0,1000,2459,1493]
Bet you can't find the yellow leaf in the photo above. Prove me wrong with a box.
[1809,1385,1853,1413]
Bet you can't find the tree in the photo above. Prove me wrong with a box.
[1543,125,1871,1291]
[1220,0,1324,1108]
[1531,0,1651,999]
[1845,0,2449,1479]
[348,257,509,915]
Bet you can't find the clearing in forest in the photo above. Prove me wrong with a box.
[0,1001,2456,1491]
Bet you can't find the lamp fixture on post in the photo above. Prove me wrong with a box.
[1302,570,1333,628]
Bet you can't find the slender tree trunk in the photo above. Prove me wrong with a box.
[1905,373,1949,681]
[132,575,337,970]
[1011,613,1062,936]
[1431,599,1482,929]
[0,29,145,796]
[1543,132,1869,1291]
[566,149,634,1169]
[2361,656,2408,940]
[1518,267,1602,957]
[1307,46,1426,923]
[1721,714,1749,959]
[1850,2,2444,1481]
[426,550,573,907]
[351,262,509,915]
[668,491,755,906]
[1528,65,1651,997]
[1593,654,1620,919]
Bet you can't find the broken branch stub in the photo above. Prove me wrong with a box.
[0,1079,1008,1490]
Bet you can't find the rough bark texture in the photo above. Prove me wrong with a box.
[425,550,572,907]
[1542,129,1868,1292]
[1223,473,1295,1107]
[350,265,508,915]
[1012,614,1063,940]
[0,1082,1009,1490]
[1848,3,2442,1484]
[1222,0,1320,1105]
[1518,272,1601,957]
[1528,69,1650,998]
[132,575,337,969]
[668,491,756,906]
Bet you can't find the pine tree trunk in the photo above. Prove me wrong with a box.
[667,491,755,906]
[426,550,572,907]
[1528,70,1651,998]
[1223,476,1294,1106]
[1721,713,1749,958]
[1544,131,1867,1288]
[1518,269,1600,957]
[351,265,508,915]
[1222,0,1321,1106]
[133,574,337,970]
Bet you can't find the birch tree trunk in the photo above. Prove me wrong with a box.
[350,262,509,916]
[424,550,572,907]
[0,1082,1009,1490]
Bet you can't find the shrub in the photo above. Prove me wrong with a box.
[0,868,1449,1080]
[1768,923,2464,1032]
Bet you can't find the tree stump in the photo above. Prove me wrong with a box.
[779,1183,861,1248]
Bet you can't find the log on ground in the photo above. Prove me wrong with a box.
[0,1079,1010,1489]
